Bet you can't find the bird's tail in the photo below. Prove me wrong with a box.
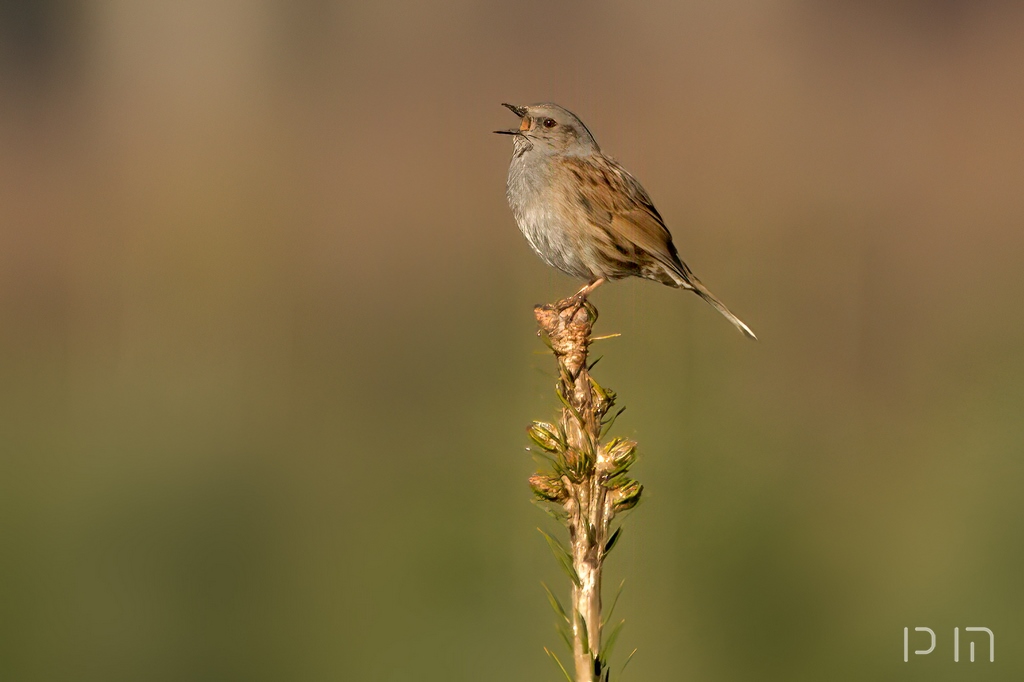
[687,279,757,340]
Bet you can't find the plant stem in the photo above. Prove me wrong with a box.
[532,297,638,682]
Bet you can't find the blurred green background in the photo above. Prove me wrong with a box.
[2,1,1022,680]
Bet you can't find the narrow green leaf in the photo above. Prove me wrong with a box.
[544,647,573,682]
[554,388,588,434]
[530,451,557,466]
[531,499,569,523]
[603,471,631,490]
[538,528,581,587]
[555,422,570,453]
[603,619,625,660]
[603,579,625,626]
[541,582,569,623]
[557,622,573,653]
[537,528,569,559]
[606,472,630,491]
[576,610,590,654]
[604,527,622,556]
[621,647,638,675]
[600,406,627,439]
[527,445,558,466]
[583,519,595,545]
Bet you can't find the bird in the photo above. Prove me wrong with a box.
[496,102,756,339]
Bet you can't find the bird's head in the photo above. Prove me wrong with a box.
[494,102,599,156]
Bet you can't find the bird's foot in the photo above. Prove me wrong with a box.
[573,278,606,300]
[558,280,604,322]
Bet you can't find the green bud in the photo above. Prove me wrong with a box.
[528,422,562,453]
[612,480,643,512]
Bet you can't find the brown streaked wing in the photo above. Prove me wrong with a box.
[558,154,691,282]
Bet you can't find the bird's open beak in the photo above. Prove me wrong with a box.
[494,102,529,135]
[502,102,528,117]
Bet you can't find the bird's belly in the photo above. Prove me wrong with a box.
[515,205,596,281]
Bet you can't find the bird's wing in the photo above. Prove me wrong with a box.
[558,154,694,284]
[558,155,756,338]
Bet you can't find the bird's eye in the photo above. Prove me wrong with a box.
[543,118,557,128]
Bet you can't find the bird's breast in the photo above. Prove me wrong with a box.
[505,154,595,280]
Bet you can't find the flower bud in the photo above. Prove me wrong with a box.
[528,422,562,453]
[529,473,568,503]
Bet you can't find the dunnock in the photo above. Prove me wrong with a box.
[496,102,756,339]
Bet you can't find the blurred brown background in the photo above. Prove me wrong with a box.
[1,1,1022,680]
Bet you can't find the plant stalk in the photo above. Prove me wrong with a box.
[532,298,638,682]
